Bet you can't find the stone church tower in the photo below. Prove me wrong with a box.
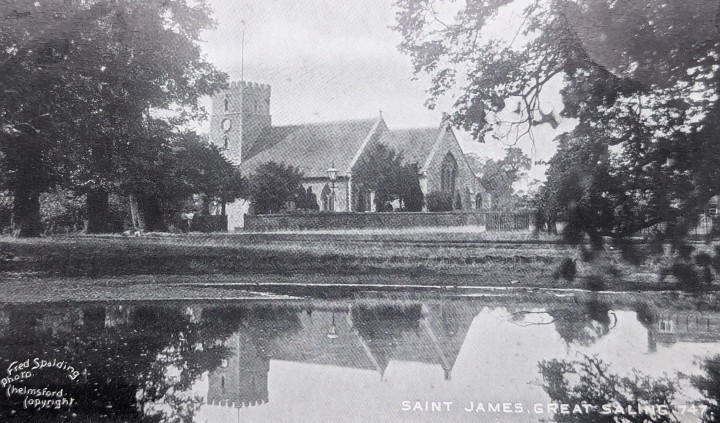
[210,81,271,164]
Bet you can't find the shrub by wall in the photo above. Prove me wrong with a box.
[189,215,228,232]
[426,192,453,212]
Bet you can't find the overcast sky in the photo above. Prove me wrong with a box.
[200,0,569,185]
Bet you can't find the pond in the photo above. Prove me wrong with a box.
[1,290,719,422]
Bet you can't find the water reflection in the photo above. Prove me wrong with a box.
[507,298,616,347]
[0,294,719,422]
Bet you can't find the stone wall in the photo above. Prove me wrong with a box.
[244,212,531,232]
[189,215,228,233]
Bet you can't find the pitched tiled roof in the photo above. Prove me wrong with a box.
[378,127,441,171]
[239,118,382,178]
[242,125,304,162]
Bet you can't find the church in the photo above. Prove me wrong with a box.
[209,80,489,230]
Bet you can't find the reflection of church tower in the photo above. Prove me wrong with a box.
[209,81,272,164]
[207,328,269,408]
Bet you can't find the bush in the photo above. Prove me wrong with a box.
[453,190,463,210]
[552,257,577,281]
[666,262,703,292]
[584,275,606,291]
[398,163,424,212]
[40,189,85,234]
[426,192,453,212]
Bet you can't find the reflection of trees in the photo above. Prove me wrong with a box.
[0,304,254,422]
[634,302,656,328]
[351,305,423,337]
[203,304,303,377]
[241,305,303,340]
[693,355,720,422]
[551,300,614,347]
[509,300,615,347]
[350,305,424,372]
[202,304,302,346]
[633,301,659,353]
[539,355,679,423]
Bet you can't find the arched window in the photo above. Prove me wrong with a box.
[321,184,334,211]
[475,193,483,209]
[223,135,228,149]
[224,97,229,112]
[440,153,457,193]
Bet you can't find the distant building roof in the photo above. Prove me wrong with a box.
[378,127,442,171]
[239,118,383,178]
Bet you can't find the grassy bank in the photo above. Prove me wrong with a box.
[0,233,561,284]
[0,232,710,292]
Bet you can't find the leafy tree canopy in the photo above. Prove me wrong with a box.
[0,0,227,235]
[171,133,246,210]
[393,0,720,242]
[249,162,305,215]
[466,147,530,209]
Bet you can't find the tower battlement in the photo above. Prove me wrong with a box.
[226,80,271,94]
[205,398,268,408]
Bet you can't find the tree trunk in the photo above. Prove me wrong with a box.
[86,189,109,233]
[11,188,42,237]
[201,195,210,215]
[134,194,165,232]
[129,194,145,230]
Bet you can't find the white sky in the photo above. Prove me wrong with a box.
[199,0,571,186]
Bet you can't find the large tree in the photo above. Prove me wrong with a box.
[0,0,226,236]
[393,0,720,243]
[0,0,83,236]
[466,147,531,210]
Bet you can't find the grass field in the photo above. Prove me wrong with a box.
[0,231,706,291]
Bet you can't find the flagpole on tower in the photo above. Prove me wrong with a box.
[241,24,245,81]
